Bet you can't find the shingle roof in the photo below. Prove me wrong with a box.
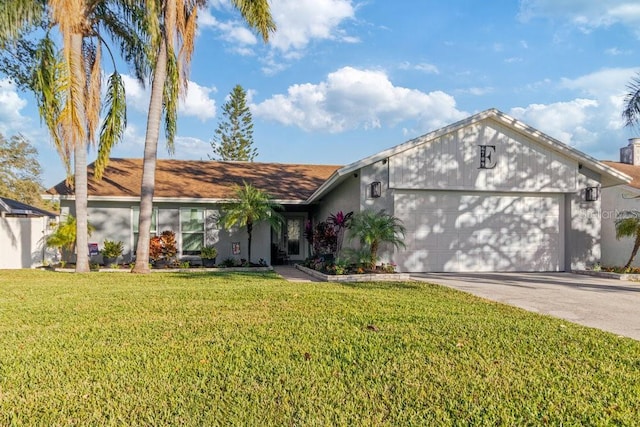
[0,197,57,217]
[46,158,342,201]
[602,161,640,189]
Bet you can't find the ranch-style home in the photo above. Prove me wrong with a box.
[46,108,632,272]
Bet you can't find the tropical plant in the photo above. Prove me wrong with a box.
[615,210,640,270]
[348,209,406,270]
[221,182,283,264]
[310,220,337,255]
[327,210,353,255]
[46,215,95,263]
[209,84,257,161]
[132,0,275,273]
[100,239,124,260]
[200,245,218,259]
[0,1,146,272]
[149,230,178,264]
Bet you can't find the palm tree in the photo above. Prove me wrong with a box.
[623,73,640,127]
[615,210,640,270]
[132,0,275,273]
[1,1,144,272]
[348,209,406,270]
[221,182,283,264]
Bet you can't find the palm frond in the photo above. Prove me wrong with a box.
[623,73,640,128]
[231,0,276,42]
[94,72,126,180]
[163,46,179,154]
[615,210,640,239]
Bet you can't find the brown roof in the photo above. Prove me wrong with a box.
[47,158,343,201]
[602,161,640,189]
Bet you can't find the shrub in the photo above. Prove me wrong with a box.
[100,240,124,260]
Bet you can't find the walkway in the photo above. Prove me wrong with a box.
[272,265,321,282]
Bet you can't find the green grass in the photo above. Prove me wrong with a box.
[1,270,639,426]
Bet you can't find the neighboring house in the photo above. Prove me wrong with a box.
[0,197,57,269]
[47,109,631,272]
[601,139,640,268]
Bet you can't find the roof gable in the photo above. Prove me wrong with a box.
[308,109,631,201]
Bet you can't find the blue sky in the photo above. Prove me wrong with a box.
[1,0,640,187]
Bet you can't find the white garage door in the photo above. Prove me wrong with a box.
[394,191,562,272]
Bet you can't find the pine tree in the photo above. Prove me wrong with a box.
[209,85,257,161]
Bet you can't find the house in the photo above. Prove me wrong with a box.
[0,197,57,269]
[601,138,640,268]
[47,109,631,272]
[47,160,342,265]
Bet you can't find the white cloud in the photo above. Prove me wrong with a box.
[508,67,640,153]
[0,79,29,133]
[122,75,217,121]
[252,66,467,133]
[399,61,440,74]
[605,47,631,55]
[269,0,356,52]
[0,79,46,146]
[518,1,640,32]
[201,0,356,59]
[510,99,599,146]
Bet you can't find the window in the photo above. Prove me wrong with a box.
[132,207,157,254]
[181,208,205,255]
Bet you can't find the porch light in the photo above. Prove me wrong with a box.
[370,181,382,198]
[585,186,599,202]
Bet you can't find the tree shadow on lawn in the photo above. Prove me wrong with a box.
[169,271,281,281]
[333,280,425,291]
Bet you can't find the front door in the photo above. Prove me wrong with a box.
[283,216,304,260]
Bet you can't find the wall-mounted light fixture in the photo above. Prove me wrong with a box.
[585,186,599,202]
[370,181,382,198]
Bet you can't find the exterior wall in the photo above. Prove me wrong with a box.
[359,159,395,264]
[565,168,601,270]
[0,216,56,268]
[601,185,640,268]
[61,200,273,265]
[389,120,578,193]
[314,174,361,223]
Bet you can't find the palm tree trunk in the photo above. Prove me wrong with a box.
[71,32,90,273]
[247,222,253,264]
[132,38,167,273]
[369,241,379,270]
[623,233,640,270]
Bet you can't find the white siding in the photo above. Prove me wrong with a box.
[389,120,577,193]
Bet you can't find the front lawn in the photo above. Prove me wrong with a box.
[1,270,639,425]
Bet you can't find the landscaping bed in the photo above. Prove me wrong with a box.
[296,263,411,282]
[574,269,640,281]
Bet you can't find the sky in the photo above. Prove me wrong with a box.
[2,0,640,187]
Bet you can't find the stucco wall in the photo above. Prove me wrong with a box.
[60,200,273,265]
[601,185,640,268]
[0,216,55,268]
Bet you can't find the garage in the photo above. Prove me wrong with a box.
[310,109,631,273]
[394,191,562,272]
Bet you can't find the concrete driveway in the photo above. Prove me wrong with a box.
[411,272,640,340]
